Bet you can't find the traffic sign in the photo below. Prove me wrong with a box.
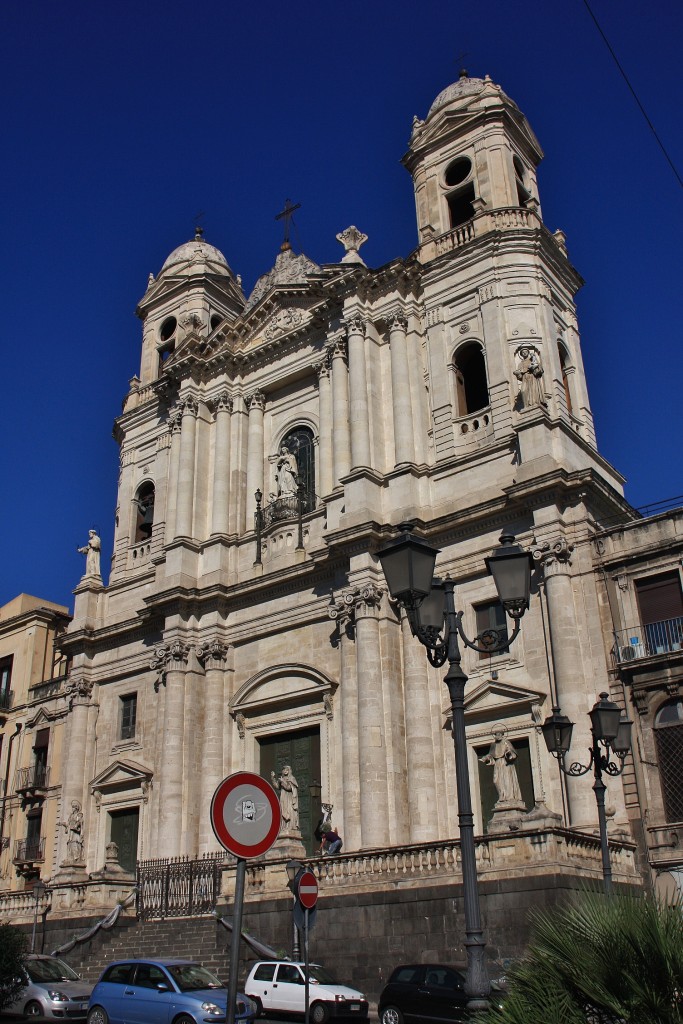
[210,771,281,859]
[297,870,318,909]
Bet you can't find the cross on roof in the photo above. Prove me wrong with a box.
[275,199,301,251]
[455,51,470,77]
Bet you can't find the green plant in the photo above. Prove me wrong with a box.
[476,890,683,1024]
[0,924,28,1012]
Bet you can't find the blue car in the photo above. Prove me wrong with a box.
[87,958,258,1024]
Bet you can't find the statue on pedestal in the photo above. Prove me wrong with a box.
[479,726,524,808]
[78,530,101,578]
[60,800,85,864]
[271,765,299,831]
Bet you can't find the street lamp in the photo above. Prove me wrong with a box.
[286,859,304,959]
[377,524,532,1010]
[31,880,46,952]
[541,693,632,893]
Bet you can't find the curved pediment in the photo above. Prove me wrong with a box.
[231,663,337,716]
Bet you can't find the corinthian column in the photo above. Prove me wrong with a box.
[245,391,265,522]
[197,640,229,853]
[211,393,233,535]
[328,593,360,849]
[387,311,415,465]
[152,641,192,856]
[315,357,333,497]
[329,336,350,484]
[534,536,593,825]
[175,397,198,538]
[346,315,371,469]
[165,410,182,544]
[354,583,390,848]
[400,610,438,842]
[57,677,94,872]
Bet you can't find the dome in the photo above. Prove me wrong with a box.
[159,230,231,275]
[426,72,515,120]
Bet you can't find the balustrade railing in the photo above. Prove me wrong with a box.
[137,854,223,920]
[16,765,50,793]
[13,837,45,863]
[614,617,683,662]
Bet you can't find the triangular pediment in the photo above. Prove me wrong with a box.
[463,678,549,725]
[90,759,153,794]
[25,706,58,729]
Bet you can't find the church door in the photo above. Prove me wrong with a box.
[259,727,321,856]
[109,807,140,874]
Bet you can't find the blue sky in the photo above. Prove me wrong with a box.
[1,0,681,610]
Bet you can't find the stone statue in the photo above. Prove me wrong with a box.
[479,727,523,807]
[78,530,101,578]
[60,800,85,863]
[275,446,298,497]
[514,347,546,408]
[271,765,299,831]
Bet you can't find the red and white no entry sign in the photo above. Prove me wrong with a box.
[210,771,281,859]
[298,869,318,909]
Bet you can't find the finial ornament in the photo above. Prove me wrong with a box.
[336,225,368,265]
[275,198,301,252]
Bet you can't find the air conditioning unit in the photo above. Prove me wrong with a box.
[621,646,636,662]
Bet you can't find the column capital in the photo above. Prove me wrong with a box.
[314,356,331,380]
[344,313,367,337]
[150,640,192,687]
[246,390,266,411]
[181,395,198,417]
[386,309,408,332]
[532,535,574,577]
[196,639,230,670]
[208,391,233,415]
[168,409,183,435]
[327,337,347,361]
[328,590,356,627]
[353,582,384,616]
[64,676,93,709]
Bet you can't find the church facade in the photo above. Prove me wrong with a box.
[11,72,683,946]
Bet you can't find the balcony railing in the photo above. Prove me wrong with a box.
[0,690,12,712]
[15,765,50,795]
[13,837,45,864]
[614,616,683,663]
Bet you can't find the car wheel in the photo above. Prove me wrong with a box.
[172,1015,196,1024]
[380,1006,404,1024]
[87,1008,109,1024]
[310,1001,330,1024]
[23,1002,43,1019]
[249,995,263,1017]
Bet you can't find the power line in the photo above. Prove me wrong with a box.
[582,0,683,190]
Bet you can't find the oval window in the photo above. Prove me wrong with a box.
[445,157,471,188]
[160,316,177,342]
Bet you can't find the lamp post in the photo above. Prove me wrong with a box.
[541,693,632,893]
[286,859,304,959]
[31,880,46,953]
[377,525,532,1011]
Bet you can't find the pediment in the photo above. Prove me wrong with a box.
[25,706,59,729]
[90,759,153,794]
[232,663,337,716]
[463,678,549,725]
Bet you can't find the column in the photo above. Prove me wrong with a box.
[211,393,233,535]
[245,391,265,522]
[346,315,371,469]
[315,358,333,497]
[534,536,594,825]
[329,337,350,484]
[401,611,438,842]
[164,410,182,544]
[197,640,229,853]
[328,594,360,849]
[354,584,390,848]
[175,397,198,538]
[57,677,94,871]
[387,311,415,465]
[152,641,191,856]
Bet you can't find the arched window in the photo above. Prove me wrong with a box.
[655,699,683,822]
[157,316,177,377]
[281,427,315,509]
[453,342,489,416]
[445,157,475,229]
[558,343,573,415]
[134,481,155,542]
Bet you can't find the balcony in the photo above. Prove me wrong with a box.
[15,765,50,797]
[13,837,45,868]
[614,616,683,663]
[0,690,12,713]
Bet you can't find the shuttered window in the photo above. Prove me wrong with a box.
[635,572,683,624]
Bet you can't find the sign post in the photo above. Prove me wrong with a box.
[297,870,318,1024]
[210,773,281,1024]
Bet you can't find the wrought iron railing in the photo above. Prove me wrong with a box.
[137,853,224,920]
[614,616,683,663]
[13,837,45,863]
[0,690,12,712]
[254,489,318,563]
[16,765,50,793]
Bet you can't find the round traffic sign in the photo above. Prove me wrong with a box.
[297,869,318,909]
[210,771,281,859]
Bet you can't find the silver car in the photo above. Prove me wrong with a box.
[5,953,93,1019]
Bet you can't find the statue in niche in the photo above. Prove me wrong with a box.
[60,800,85,863]
[275,445,298,497]
[479,726,523,807]
[271,765,299,830]
[78,530,101,578]
[514,346,546,408]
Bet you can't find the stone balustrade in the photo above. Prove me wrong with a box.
[427,206,545,262]
[0,888,51,920]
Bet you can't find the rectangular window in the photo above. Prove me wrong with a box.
[474,600,509,660]
[0,656,12,710]
[635,572,683,654]
[33,728,49,787]
[120,694,137,741]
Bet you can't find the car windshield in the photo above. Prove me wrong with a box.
[27,958,80,983]
[166,964,225,992]
[308,965,337,985]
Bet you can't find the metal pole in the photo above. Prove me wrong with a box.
[292,903,301,959]
[443,581,490,1011]
[227,858,246,1024]
[31,893,39,953]
[592,740,613,894]
[304,907,310,1024]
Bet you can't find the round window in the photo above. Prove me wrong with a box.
[159,316,177,342]
[445,157,471,188]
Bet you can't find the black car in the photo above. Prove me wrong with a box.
[378,965,475,1024]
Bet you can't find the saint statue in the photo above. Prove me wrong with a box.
[479,727,524,807]
[78,530,101,578]
[271,765,299,831]
[514,347,546,409]
[275,446,298,497]
[61,800,85,863]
